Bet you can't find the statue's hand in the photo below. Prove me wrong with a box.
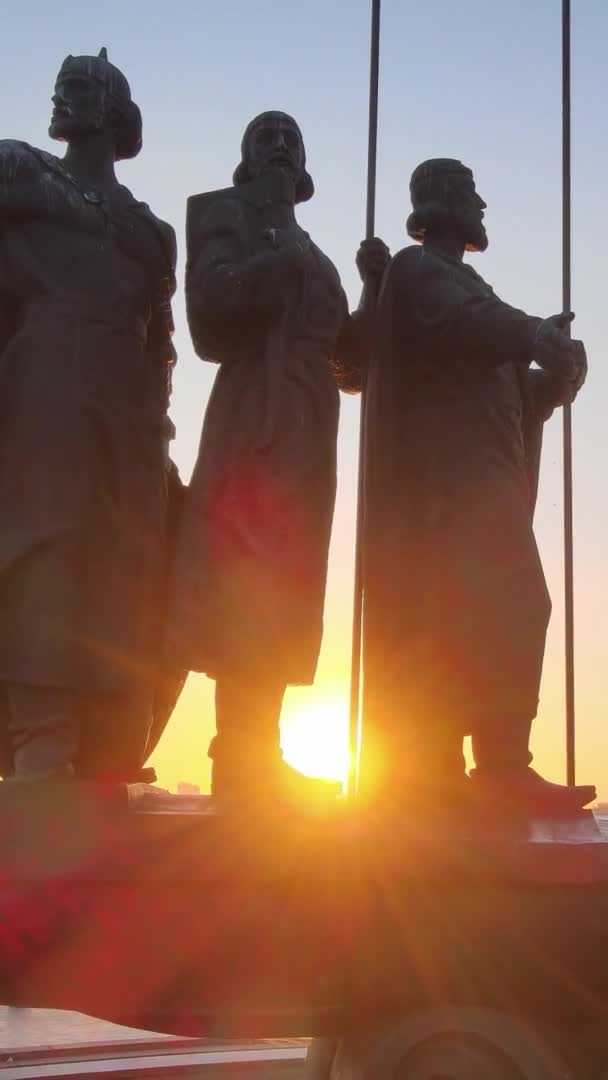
[539,365,585,409]
[570,339,587,394]
[356,237,391,284]
[533,312,585,384]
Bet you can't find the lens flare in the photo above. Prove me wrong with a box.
[281,694,349,786]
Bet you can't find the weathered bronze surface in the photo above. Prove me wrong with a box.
[0,50,177,780]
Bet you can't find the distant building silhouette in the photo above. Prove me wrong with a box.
[177,781,201,795]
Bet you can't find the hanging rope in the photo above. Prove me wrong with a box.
[348,0,381,798]
[562,0,576,785]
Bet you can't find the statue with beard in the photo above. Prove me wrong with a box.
[360,158,595,814]
[0,50,178,783]
[169,111,385,809]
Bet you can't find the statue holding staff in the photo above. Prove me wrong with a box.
[359,158,594,814]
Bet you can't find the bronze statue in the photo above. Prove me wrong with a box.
[169,111,381,808]
[0,49,177,782]
[360,158,594,814]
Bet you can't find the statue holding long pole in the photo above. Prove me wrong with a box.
[352,4,594,812]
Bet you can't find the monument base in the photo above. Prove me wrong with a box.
[1,783,608,1076]
[306,1009,608,1078]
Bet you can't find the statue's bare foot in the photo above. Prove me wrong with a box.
[469,766,596,816]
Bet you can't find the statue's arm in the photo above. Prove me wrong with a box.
[145,221,177,391]
[0,277,13,357]
[166,448,186,527]
[331,297,369,394]
[525,367,576,421]
[0,143,33,352]
[410,250,541,368]
[332,239,392,394]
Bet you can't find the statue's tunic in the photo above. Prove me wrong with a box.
[171,177,349,683]
[0,140,176,698]
[363,245,553,763]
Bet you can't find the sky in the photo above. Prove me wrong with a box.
[3,0,607,796]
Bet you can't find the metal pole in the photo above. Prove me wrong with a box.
[347,0,381,798]
[365,0,381,240]
[562,0,575,786]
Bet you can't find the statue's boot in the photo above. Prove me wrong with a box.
[75,692,157,784]
[470,716,595,815]
[3,763,76,784]
[119,767,157,784]
[3,684,79,782]
[210,738,342,812]
[79,765,157,785]
[210,672,342,812]
[469,766,595,815]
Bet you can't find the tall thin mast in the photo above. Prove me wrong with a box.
[348,0,381,798]
[562,0,575,785]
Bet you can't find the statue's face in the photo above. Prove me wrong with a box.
[449,172,488,252]
[49,71,107,142]
[246,116,305,185]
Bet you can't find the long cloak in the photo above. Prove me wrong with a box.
[362,244,554,773]
[169,173,350,684]
[0,141,177,770]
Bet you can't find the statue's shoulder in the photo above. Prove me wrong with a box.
[132,196,176,251]
[393,245,479,293]
[392,244,424,268]
[0,139,37,163]
[144,208,177,272]
[0,139,58,181]
[390,244,423,278]
[151,212,177,275]
[116,185,177,274]
[393,244,451,276]
[383,244,425,292]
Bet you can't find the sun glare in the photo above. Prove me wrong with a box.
[281,695,350,786]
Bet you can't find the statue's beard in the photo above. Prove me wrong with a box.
[259,159,300,184]
[464,220,488,253]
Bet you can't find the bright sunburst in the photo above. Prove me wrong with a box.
[281,694,350,786]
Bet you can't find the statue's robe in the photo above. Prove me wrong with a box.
[362,244,558,779]
[170,173,351,684]
[0,140,177,776]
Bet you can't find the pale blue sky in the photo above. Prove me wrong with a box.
[3,0,607,793]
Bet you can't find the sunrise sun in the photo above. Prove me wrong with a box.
[280,694,350,787]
